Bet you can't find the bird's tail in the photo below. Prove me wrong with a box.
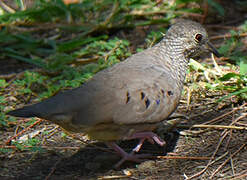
[7,106,38,118]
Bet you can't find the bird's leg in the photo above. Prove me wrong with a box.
[106,142,151,168]
[132,138,148,152]
[127,132,166,152]
[105,132,165,168]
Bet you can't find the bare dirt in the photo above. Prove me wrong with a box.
[1,1,247,180]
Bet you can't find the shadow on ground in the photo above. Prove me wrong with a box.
[1,104,246,180]
[4,130,179,179]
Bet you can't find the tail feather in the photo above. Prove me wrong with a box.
[7,106,38,118]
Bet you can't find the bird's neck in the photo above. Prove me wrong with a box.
[156,39,190,88]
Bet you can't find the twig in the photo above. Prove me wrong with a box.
[104,41,121,62]
[210,32,247,40]
[211,53,223,75]
[230,154,235,176]
[186,86,191,110]
[224,129,233,150]
[156,156,210,160]
[221,111,247,136]
[200,0,208,24]
[5,68,44,84]
[0,145,81,150]
[45,126,60,139]
[45,158,62,180]
[0,73,18,80]
[203,103,247,125]
[101,1,119,27]
[208,151,228,166]
[186,131,229,180]
[5,119,43,145]
[130,9,204,18]
[235,121,247,126]
[206,57,230,62]
[0,1,16,13]
[181,124,247,131]
[63,0,79,5]
[98,175,132,180]
[206,25,240,30]
[74,56,100,65]
[232,174,247,180]
[230,170,247,180]
[210,143,246,179]
[7,71,26,84]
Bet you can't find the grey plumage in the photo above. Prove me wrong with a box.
[7,20,220,167]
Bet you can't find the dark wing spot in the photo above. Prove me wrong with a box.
[145,98,150,108]
[161,89,165,97]
[167,91,173,96]
[126,91,130,104]
[140,92,145,100]
[156,99,160,105]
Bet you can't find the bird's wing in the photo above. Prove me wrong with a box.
[73,51,182,126]
[8,50,181,131]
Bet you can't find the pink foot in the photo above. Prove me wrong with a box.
[106,132,165,168]
[127,132,166,152]
[106,142,151,168]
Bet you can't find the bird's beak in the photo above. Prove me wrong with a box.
[206,41,222,57]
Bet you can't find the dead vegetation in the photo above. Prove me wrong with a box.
[0,0,247,179]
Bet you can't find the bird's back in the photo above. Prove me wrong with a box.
[8,45,184,136]
[8,20,212,141]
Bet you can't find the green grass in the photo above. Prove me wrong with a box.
[0,0,246,148]
[212,27,247,101]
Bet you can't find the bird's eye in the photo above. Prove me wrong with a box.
[195,33,203,43]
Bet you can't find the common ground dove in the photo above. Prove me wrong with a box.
[7,20,220,168]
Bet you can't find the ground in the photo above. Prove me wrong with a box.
[1,98,246,179]
[0,1,247,180]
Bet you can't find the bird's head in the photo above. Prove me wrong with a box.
[165,20,221,58]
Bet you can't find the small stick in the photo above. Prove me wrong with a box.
[186,131,229,180]
[45,159,62,180]
[206,25,239,30]
[221,112,247,136]
[130,10,204,18]
[0,73,17,80]
[1,145,81,150]
[156,156,210,160]
[5,119,43,145]
[0,1,15,13]
[230,170,247,180]
[183,124,247,130]
[210,32,247,40]
[98,175,132,180]
[203,103,247,125]
[235,122,247,126]
[200,0,208,24]
[211,53,223,75]
[210,143,246,179]
[232,174,247,180]
[230,155,235,176]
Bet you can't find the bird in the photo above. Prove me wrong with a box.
[7,19,220,168]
